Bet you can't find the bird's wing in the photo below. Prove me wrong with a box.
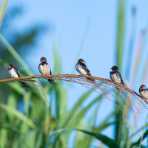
[16,70,20,77]
[50,69,52,75]
[75,63,81,73]
[13,65,20,77]
[110,71,116,81]
[81,63,91,75]
[110,71,123,84]
[38,63,42,74]
[109,71,113,80]
[139,87,141,94]
[75,63,80,72]
[118,72,124,85]
[86,67,91,76]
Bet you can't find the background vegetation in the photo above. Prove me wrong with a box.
[0,0,147,148]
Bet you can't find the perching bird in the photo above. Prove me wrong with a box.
[139,84,148,101]
[38,57,53,82]
[75,58,94,81]
[8,64,20,78]
[8,64,27,87]
[110,65,124,85]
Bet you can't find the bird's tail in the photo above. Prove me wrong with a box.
[47,71,55,83]
[87,77,95,82]
[20,81,29,88]
[48,78,55,84]
[86,74,95,82]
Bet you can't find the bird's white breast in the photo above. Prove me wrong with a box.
[77,65,87,75]
[9,69,19,78]
[111,73,121,84]
[141,90,148,99]
[40,64,49,74]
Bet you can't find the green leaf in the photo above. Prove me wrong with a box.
[0,104,35,128]
[47,126,120,148]
[62,88,94,127]
[115,0,125,68]
[74,111,115,148]
[68,93,105,127]
[48,128,119,148]
[130,123,148,138]
[8,83,26,95]
[52,43,62,73]
[0,34,32,74]
[76,129,119,148]
[55,83,67,123]
[130,130,148,148]
[0,129,7,148]
[93,111,115,133]
[75,98,103,148]
[0,0,8,27]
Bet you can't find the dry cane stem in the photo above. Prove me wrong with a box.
[0,74,147,105]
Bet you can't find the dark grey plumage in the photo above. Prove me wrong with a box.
[38,57,53,83]
[139,84,148,100]
[75,59,94,81]
[110,65,124,85]
[8,64,27,87]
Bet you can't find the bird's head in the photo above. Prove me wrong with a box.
[78,58,85,64]
[40,57,47,63]
[111,65,119,71]
[8,64,15,70]
[140,84,146,90]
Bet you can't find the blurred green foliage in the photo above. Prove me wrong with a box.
[0,0,147,148]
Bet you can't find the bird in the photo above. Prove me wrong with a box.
[38,57,53,83]
[110,65,124,85]
[8,64,27,87]
[8,64,20,78]
[139,84,148,101]
[75,58,94,81]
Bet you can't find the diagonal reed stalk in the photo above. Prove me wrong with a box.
[0,74,147,104]
[115,0,125,145]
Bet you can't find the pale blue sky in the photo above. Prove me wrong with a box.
[10,0,148,78]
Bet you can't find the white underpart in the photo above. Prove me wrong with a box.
[77,65,87,75]
[141,90,148,99]
[40,64,50,74]
[111,73,121,84]
[9,68,19,78]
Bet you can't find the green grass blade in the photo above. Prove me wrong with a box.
[115,0,125,68]
[49,44,63,122]
[62,88,94,127]
[77,99,103,147]
[67,93,105,128]
[93,111,115,133]
[0,0,8,27]
[130,123,148,138]
[75,111,114,148]
[115,0,126,144]
[8,83,26,95]
[0,104,35,128]
[76,129,118,148]
[0,33,32,74]
[54,83,67,123]
[53,44,62,73]
[130,130,148,148]
[0,129,7,148]
[48,127,119,148]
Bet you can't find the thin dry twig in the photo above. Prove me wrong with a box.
[0,74,147,105]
